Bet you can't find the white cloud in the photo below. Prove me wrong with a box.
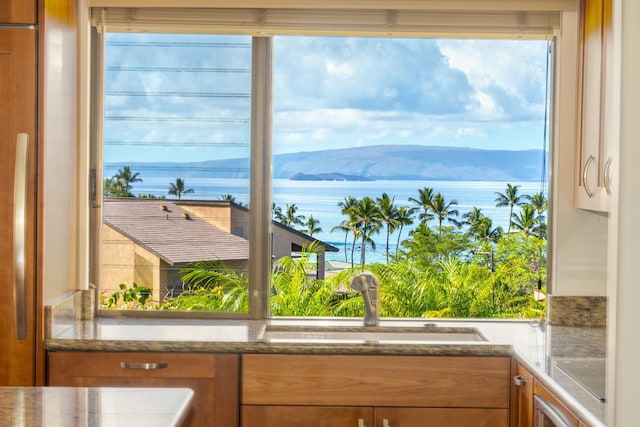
[437,39,549,120]
[325,60,353,77]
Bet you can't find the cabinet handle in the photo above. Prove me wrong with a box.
[13,133,29,340]
[120,362,169,370]
[582,155,595,198]
[357,419,365,427]
[383,419,390,427]
[603,157,613,195]
[513,375,527,386]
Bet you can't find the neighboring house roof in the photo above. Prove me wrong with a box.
[272,221,340,253]
[227,202,339,253]
[103,198,249,265]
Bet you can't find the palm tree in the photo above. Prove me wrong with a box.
[376,193,400,263]
[394,205,416,256]
[103,176,124,197]
[168,178,194,199]
[334,196,359,263]
[511,204,538,237]
[351,196,382,266]
[528,191,548,240]
[409,187,436,225]
[331,219,359,267]
[529,191,548,215]
[462,207,486,243]
[275,203,305,228]
[495,183,528,234]
[304,215,322,236]
[430,193,460,233]
[272,203,283,221]
[114,166,142,197]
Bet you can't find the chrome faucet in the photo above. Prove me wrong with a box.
[350,272,379,326]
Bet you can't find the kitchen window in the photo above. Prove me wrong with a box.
[89,5,571,319]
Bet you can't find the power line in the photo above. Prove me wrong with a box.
[107,41,251,48]
[106,66,250,73]
[104,141,249,147]
[104,116,249,123]
[106,91,250,98]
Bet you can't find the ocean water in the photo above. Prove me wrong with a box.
[130,177,545,264]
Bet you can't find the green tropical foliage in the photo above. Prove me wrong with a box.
[103,166,143,197]
[160,261,248,312]
[102,283,153,309]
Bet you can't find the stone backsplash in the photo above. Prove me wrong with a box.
[44,287,95,338]
[546,295,607,327]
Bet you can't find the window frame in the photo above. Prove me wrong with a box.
[88,4,577,319]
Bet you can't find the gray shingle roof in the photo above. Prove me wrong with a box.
[103,198,249,265]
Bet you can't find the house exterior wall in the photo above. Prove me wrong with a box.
[179,203,233,233]
[101,225,164,304]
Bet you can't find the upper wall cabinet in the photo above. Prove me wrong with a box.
[0,1,36,24]
[575,0,614,212]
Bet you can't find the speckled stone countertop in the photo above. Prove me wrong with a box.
[0,386,193,426]
[45,317,606,427]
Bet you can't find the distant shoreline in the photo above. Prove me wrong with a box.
[289,172,374,182]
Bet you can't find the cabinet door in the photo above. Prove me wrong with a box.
[511,362,534,427]
[0,0,36,24]
[242,405,373,427]
[48,352,239,427]
[575,0,613,211]
[375,407,508,427]
[0,27,38,386]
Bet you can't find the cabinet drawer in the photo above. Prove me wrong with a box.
[49,352,217,380]
[376,407,509,427]
[242,354,510,408]
[242,405,374,427]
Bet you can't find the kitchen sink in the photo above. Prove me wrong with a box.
[257,325,487,343]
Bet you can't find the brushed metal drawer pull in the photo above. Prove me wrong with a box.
[383,419,391,427]
[120,362,169,370]
[582,155,595,198]
[357,419,365,427]
[603,157,613,195]
[513,375,527,386]
[13,133,29,340]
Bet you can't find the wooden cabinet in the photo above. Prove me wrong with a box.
[575,0,614,212]
[48,352,239,427]
[511,361,534,427]
[0,0,36,24]
[241,354,510,427]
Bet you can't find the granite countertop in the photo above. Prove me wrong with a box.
[0,386,193,427]
[45,317,606,427]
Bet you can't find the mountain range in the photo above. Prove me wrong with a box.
[107,145,546,182]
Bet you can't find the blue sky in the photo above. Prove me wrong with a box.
[104,34,550,163]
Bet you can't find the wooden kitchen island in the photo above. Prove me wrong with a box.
[0,386,193,427]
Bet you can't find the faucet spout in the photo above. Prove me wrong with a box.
[350,272,379,327]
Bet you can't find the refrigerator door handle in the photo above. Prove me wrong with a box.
[14,133,29,340]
